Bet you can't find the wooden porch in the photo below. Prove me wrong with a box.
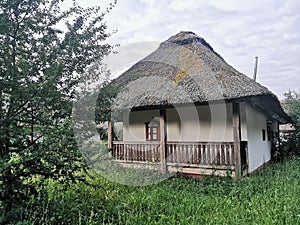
[108,103,246,177]
[111,141,248,177]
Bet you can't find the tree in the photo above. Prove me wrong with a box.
[277,91,300,159]
[95,80,119,140]
[0,0,115,221]
[284,91,300,125]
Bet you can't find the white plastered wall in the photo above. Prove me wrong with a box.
[244,103,272,172]
[166,103,235,142]
[123,103,248,143]
[123,110,159,141]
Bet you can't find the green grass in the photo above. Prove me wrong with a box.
[20,158,300,225]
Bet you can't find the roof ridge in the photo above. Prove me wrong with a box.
[161,31,223,59]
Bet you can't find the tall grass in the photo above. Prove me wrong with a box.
[16,158,300,224]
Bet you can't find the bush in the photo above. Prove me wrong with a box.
[274,91,300,160]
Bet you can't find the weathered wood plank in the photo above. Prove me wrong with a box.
[233,102,241,178]
[107,121,113,149]
[111,141,243,169]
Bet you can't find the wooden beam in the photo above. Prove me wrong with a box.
[108,121,113,149]
[160,109,167,173]
[232,103,241,178]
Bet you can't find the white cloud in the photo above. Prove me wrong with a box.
[75,0,300,99]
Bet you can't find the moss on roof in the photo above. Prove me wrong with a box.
[111,31,291,123]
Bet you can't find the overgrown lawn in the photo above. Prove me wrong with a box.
[19,158,300,224]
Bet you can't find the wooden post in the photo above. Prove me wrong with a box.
[108,121,113,149]
[160,109,167,173]
[232,103,241,178]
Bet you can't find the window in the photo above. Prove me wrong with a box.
[262,129,266,141]
[145,117,160,141]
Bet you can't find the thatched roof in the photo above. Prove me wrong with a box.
[112,31,291,123]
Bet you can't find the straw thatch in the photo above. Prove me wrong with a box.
[112,31,291,123]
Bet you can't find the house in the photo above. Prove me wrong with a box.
[107,31,291,177]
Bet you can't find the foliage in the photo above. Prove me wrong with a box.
[0,0,115,222]
[95,81,119,140]
[283,91,300,125]
[11,158,300,224]
[276,90,300,159]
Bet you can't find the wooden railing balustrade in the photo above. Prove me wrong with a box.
[111,141,244,167]
[112,141,160,162]
[167,142,235,166]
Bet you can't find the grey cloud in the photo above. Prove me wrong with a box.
[102,0,300,98]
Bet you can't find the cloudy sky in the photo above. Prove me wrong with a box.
[77,0,300,99]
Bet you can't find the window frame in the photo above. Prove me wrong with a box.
[262,129,266,141]
[145,118,160,141]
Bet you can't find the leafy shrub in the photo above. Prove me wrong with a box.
[276,91,300,159]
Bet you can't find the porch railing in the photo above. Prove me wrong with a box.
[112,141,239,166]
[112,141,160,162]
[167,142,235,166]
